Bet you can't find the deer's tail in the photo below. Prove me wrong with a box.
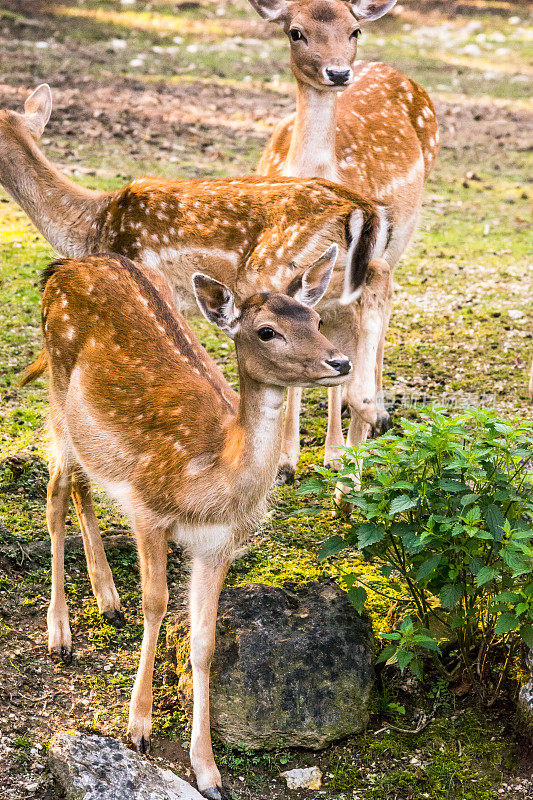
[20,349,48,387]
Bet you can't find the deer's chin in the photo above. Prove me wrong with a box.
[314,374,350,387]
[293,68,350,93]
[320,80,353,92]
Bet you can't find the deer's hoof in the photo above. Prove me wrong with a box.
[133,735,150,755]
[102,609,126,628]
[372,411,392,437]
[275,465,295,485]
[50,645,73,664]
[201,788,233,800]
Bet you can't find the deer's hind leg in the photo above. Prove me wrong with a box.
[71,471,124,626]
[46,441,74,662]
[128,516,170,754]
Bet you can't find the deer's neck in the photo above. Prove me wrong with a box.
[284,83,339,182]
[230,371,285,496]
[0,133,108,256]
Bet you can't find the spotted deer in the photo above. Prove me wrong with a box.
[248,0,439,479]
[2,84,391,476]
[23,251,351,799]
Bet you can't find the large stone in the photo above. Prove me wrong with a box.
[167,582,374,750]
[517,648,533,735]
[49,731,203,800]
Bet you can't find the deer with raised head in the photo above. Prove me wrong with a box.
[24,250,351,799]
[2,84,392,485]
[248,0,439,480]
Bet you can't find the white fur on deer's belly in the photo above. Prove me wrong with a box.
[172,521,236,560]
[64,369,139,515]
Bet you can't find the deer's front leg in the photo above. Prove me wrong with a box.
[374,283,392,419]
[46,456,73,662]
[276,386,302,485]
[71,472,124,626]
[128,521,169,753]
[324,385,345,471]
[189,555,231,799]
[342,259,393,435]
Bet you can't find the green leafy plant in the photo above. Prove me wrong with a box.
[300,408,533,702]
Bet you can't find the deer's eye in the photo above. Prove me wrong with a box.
[290,28,306,43]
[257,327,276,341]
[350,28,362,40]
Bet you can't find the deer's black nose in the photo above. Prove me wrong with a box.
[327,359,351,375]
[326,68,351,85]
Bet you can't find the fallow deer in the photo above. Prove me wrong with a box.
[24,250,351,799]
[2,85,391,450]
[248,0,439,479]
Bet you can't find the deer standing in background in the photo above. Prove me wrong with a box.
[249,0,439,480]
[25,251,350,799]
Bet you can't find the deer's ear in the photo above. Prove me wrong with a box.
[247,0,290,23]
[349,1,397,22]
[24,84,52,140]
[193,273,240,338]
[287,244,338,307]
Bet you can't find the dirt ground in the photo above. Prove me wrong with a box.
[0,1,531,799]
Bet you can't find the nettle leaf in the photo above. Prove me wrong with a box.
[412,634,441,653]
[397,650,414,671]
[464,505,481,524]
[502,550,531,577]
[389,495,418,515]
[297,478,326,495]
[494,612,517,635]
[469,557,484,576]
[460,494,480,507]
[391,522,425,556]
[390,481,415,490]
[357,522,386,550]
[347,585,367,615]
[400,616,414,633]
[438,479,467,493]
[376,644,398,664]
[476,566,499,587]
[380,631,401,641]
[351,496,369,513]
[519,624,533,649]
[409,657,424,681]
[440,583,463,609]
[495,591,521,603]
[318,535,348,562]
[475,530,497,541]
[416,554,442,582]
[483,504,506,541]
[380,564,394,578]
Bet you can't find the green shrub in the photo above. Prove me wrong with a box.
[299,408,533,701]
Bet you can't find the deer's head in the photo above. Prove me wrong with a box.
[249,0,396,90]
[0,84,52,156]
[193,244,351,388]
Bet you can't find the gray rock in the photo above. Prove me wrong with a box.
[167,582,374,750]
[517,649,533,733]
[280,766,323,789]
[49,731,203,799]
